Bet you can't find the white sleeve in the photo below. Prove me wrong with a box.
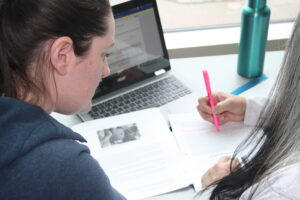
[243,97,268,126]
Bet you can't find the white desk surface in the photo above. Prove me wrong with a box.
[51,51,284,200]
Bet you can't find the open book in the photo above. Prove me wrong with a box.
[72,108,253,200]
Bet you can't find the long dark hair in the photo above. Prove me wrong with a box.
[204,11,300,200]
[0,0,111,103]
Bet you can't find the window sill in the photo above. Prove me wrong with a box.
[164,22,293,58]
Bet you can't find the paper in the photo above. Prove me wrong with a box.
[169,113,252,157]
[72,108,191,200]
[70,78,274,198]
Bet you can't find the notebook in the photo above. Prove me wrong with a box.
[78,0,191,121]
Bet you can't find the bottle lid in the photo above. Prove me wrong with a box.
[249,0,266,9]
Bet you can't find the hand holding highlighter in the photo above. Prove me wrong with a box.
[202,70,220,132]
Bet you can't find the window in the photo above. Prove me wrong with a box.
[110,0,300,31]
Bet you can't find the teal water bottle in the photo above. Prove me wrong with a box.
[237,0,271,78]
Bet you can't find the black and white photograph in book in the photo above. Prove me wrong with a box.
[97,123,141,148]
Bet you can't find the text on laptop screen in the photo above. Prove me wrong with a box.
[93,0,170,99]
[109,3,163,74]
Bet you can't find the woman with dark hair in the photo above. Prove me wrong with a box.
[197,11,300,200]
[0,0,125,199]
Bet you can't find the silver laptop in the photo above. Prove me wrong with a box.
[78,0,191,121]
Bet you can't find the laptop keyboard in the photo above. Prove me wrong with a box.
[88,76,191,119]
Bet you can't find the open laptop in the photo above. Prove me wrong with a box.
[78,0,191,122]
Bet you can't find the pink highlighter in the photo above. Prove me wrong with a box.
[202,70,220,132]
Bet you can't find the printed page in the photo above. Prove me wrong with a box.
[72,108,191,200]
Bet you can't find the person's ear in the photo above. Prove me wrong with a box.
[49,37,75,76]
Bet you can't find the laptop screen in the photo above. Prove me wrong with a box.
[93,0,170,99]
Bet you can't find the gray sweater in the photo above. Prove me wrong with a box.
[240,162,300,199]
